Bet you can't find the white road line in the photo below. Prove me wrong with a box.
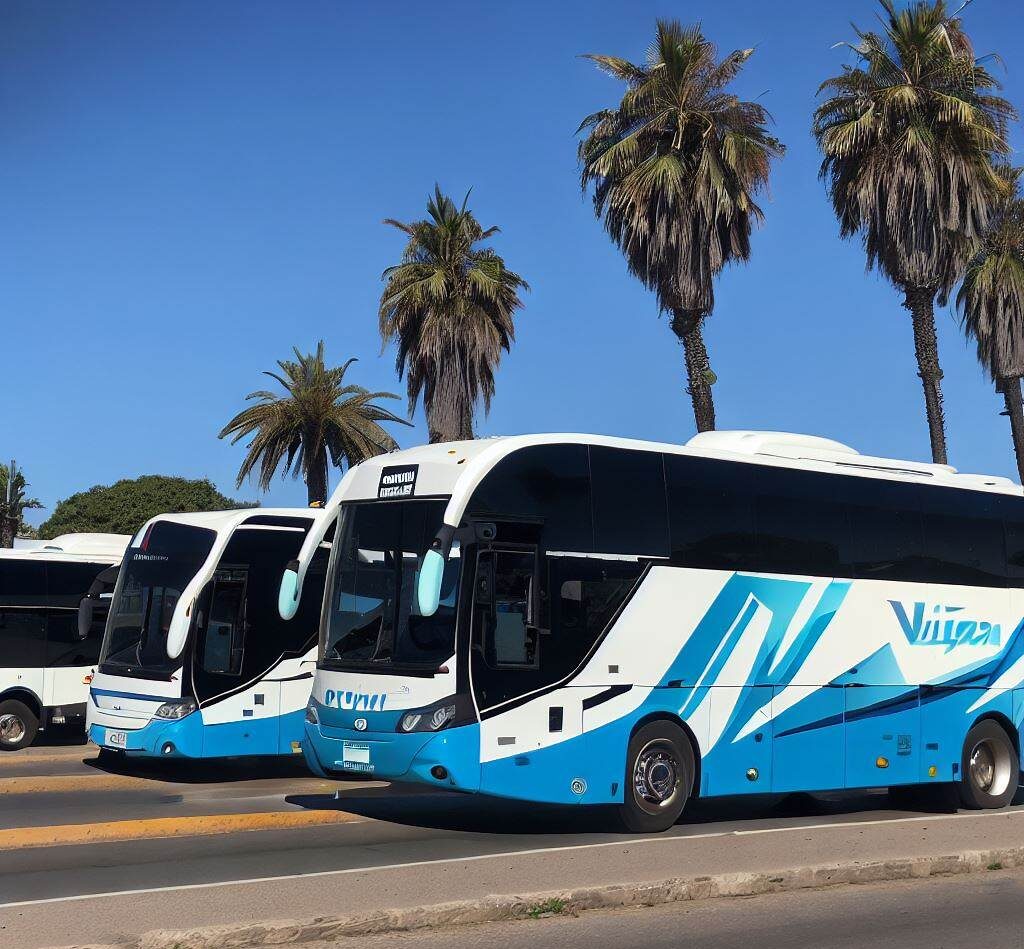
[2,808,1021,910]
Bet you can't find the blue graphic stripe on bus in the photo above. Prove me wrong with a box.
[90,687,171,703]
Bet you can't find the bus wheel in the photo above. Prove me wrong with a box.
[0,700,39,751]
[617,721,694,833]
[959,720,1019,810]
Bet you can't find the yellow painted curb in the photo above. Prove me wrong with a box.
[0,809,364,850]
[0,773,152,795]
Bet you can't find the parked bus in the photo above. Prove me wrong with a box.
[279,432,1024,831]
[0,533,129,750]
[87,509,329,760]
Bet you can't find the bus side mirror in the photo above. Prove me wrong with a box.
[77,597,93,641]
[417,549,446,617]
[279,561,301,620]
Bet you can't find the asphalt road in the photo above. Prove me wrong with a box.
[321,869,1024,949]
[3,737,1024,947]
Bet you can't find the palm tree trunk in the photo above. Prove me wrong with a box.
[307,452,329,506]
[0,515,13,549]
[427,364,464,443]
[671,312,716,433]
[903,287,948,466]
[1001,376,1024,485]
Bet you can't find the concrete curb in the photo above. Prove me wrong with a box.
[53,844,1024,949]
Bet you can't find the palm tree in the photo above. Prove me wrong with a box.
[578,20,784,433]
[958,166,1024,483]
[0,460,43,548]
[219,342,409,505]
[379,186,528,443]
[814,0,1016,465]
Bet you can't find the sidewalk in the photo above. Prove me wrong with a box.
[10,807,1024,949]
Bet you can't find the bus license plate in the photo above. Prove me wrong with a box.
[105,730,127,748]
[342,741,373,772]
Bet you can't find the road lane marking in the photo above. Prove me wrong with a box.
[2,807,1022,909]
[0,809,365,852]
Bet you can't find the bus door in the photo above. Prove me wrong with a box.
[195,567,282,756]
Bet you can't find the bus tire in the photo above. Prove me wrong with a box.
[616,721,693,833]
[0,699,39,751]
[959,720,1019,810]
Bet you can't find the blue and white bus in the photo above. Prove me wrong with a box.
[88,509,329,760]
[279,432,1024,831]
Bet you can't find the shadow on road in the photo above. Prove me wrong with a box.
[282,781,1008,835]
[86,752,316,785]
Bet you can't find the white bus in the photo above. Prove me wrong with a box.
[87,509,330,760]
[279,432,1024,831]
[0,533,129,750]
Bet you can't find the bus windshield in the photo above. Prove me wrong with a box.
[322,499,460,670]
[99,521,216,677]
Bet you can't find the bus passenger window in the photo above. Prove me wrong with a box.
[201,572,246,675]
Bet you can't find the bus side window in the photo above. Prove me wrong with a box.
[477,550,539,669]
[201,572,247,676]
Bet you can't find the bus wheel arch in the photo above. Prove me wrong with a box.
[0,691,41,751]
[959,716,1020,810]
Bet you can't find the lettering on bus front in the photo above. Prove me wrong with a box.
[322,688,409,711]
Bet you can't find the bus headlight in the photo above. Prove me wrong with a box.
[153,699,197,720]
[398,703,456,733]
[305,702,319,725]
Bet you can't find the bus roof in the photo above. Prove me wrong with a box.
[132,507,326,541]
[330,430,1024,527]
[0,532,130,563]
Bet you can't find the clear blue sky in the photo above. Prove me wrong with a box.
[3,0,1022,526]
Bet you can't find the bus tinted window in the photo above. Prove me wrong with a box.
[590,447,668,556]
[46,610,101,667]
[665,455,756,570]
[752,468,850,576]
[919,486,1005,586]
[46,562,111,607]
[1003,497,1024,583]
[0,611,46,668]
[0,561,46,606]
[840,477,923,581]
[468,445,593,552]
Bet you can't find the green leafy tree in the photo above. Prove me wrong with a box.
[379,186,529,443]
[958,166,1024,482]
[38,475,251,539]
[814,0,1016,464]
[578,20,784,433]
[219,342,408,505]
[0,460,43,548]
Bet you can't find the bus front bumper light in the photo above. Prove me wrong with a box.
[153,699,198,720]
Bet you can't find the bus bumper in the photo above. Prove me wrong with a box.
[302,720,482,792]
[88,713,204,759]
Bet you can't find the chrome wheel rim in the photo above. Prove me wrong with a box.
[969,738,1012,797]
[633,739,682,814]
[0,714,25,746]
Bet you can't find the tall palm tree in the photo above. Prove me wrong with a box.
[0,460,43,548]
[814,0,1015,465]
[958,166,1024,483]
[379,186,528,443]
[219,342,409,505]
[578,20,784,433]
